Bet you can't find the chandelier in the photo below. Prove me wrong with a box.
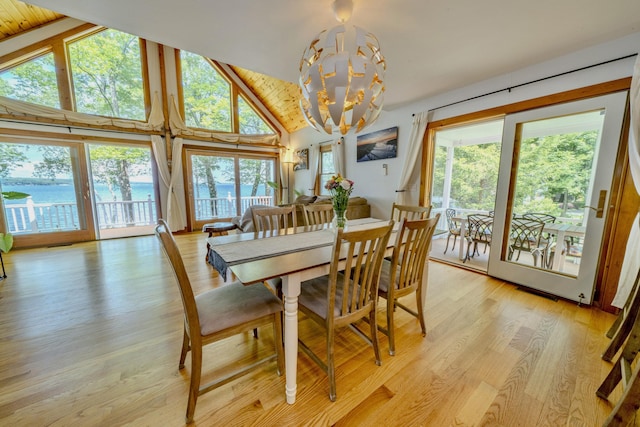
[299,0,386,135]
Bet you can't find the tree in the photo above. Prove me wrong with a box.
[68,29,145,120]
[0,53,60,108]
[89,145,150,224]
[181,51,231,131]
[0,144,28,178]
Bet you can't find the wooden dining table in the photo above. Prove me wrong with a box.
[207,218,404,404]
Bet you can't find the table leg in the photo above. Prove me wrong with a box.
[281,272,301,404]
[553,230,567,272]
[458,220,467,260]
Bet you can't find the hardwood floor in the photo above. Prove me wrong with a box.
[0,231,626,426]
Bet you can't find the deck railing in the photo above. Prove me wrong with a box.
[4,195,274,233]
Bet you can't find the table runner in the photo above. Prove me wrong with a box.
[209,218,387,280]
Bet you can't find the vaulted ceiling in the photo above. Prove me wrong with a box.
[2,0,640,135]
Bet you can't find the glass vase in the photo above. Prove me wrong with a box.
[332,208,347,230]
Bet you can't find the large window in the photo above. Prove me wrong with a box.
[238,95,274,134]
[68,29,146,120]
[318,145,335,195]
[180,51,232,131]
[0,52,60,108]
[186,150,277,226]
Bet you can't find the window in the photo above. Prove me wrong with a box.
[68,29,146,120]
[238,95,274,134]
[186,150,277,224]
[318,145,335,195]
[0,52,60,108]
[180,51,232,131]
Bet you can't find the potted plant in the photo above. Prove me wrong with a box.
[0,191,29,279]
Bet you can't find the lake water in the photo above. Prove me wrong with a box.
[1,182,270,204]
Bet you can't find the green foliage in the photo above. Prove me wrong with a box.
[238,96,274,134]
[181,51,231,131]
[0,144,28,178]
[0,53,60,108]
[0,232,13,253]
[1,191,30,200]
[432,129,597,220]
[68,29,145,120]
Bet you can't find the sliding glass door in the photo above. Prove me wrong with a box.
[0,140,95,247]
[488,92,627,303]
[185,149,278,230]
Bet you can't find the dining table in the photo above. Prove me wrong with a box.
[206,217,405,404]
[542,222,586,272]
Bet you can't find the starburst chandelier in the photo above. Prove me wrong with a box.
[299,0,386,135]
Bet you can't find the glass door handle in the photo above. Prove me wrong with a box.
[587,190,607,218]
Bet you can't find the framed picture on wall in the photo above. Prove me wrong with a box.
[293,148,308,171]
[356,126,398,162]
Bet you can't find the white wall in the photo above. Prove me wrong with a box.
[289,32,640,220]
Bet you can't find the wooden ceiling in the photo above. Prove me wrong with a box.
[0,0,307,134]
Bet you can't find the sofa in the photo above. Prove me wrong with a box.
[231,196,371,233]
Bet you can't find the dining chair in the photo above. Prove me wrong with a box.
[464,214,493,262]
[597,267,640,426]
[444,208,463,254]
[508,216,547,266]
[303,203,334,226]
[377,214,440,356]
[390,202,432,223]
[155,219,284,424]
[251,205,297,237]
[297,221,394,401]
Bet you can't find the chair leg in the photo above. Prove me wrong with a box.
[185,345,202,424]
[444,234,450,254]
[273,313,285,375]
[416,288,427,337]
[387,299,396,356]
[179,327,190,369]
[327,328,337,402]
[370,309,382,366]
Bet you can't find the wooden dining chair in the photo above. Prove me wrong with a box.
[155,219,284,424]
[390,202,432,223]
[297,221,394,401]
[303,203,334,226]
[597,270,640,426]
[251,205,297,237]
[377,214,440,355]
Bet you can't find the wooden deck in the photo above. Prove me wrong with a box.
[0,231,624,425]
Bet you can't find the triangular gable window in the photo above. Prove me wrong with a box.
[0,52,60,108]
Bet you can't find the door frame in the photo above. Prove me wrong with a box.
[422,78,633,308]
[487,91,627,304]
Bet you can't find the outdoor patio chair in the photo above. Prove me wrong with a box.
[444,208,463,254]
[464,214,493,262]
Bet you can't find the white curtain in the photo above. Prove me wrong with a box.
[168,95,279,145]
[0,93,164,131]
[309,144,320,194]
[151,135,185,231]
[612,54,640,308]
[331,137,345,177]
[396,111,430,204]
[167,137,188,231]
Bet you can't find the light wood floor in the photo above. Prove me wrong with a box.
[0,231,627,426]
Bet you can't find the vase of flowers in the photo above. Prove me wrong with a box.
[324,174,354,230]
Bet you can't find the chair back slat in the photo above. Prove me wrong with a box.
[390,215,440,294]
[330,222,394,322]
[155,219,201,345]
[252,205,297,237]
[303,203,334,226]
[391,203,432,223]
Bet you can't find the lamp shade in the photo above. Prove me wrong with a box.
[299,24,385,135]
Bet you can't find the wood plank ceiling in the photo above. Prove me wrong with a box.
[0,0,308,134]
